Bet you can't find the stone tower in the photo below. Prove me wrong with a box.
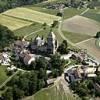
[47,31,58,54]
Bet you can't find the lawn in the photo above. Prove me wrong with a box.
[63,31,92,43]
[3,7,61,25]
[0,66,8,85]
[0,14,32,31]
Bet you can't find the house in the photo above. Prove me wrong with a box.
[0,52,11,66]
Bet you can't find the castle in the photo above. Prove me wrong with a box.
[30,31,58,54]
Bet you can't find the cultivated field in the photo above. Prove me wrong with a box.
[62,15,100,36]
[0,14,32,30]
[76,38,100,63]
[63,31,92,43]
[82,8,100,22]
[3,7,61,25]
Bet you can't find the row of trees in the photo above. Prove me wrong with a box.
[0,0,46,13]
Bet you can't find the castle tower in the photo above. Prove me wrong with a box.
[47,31,58,54]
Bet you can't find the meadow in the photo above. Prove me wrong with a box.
[0,66,8,85]
[3,7,61,25]
[82,8,100,22]
[25,85,79,100]
[0,14,32,30]
[63,31,92,43]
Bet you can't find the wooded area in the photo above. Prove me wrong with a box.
[0,0,46,12]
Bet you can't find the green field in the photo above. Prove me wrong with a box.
[0,14,32,30]
[82,13,100,22]
[82,8,100,22]
[25,6,58,16]
[3,7,61,25]
[25,86,79,100]
[14,23,42,37]
[0,66,8,85]
[63,31,92,43]
[63,8,86,19]
[26,27,63,43]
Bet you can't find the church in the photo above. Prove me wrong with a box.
[30,31,58,54]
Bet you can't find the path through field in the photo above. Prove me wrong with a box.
[80,8,89,15]
[23,28,43,39]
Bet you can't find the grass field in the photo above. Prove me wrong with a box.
[0,66,8,85]
[62,15,100,36]
[63,31,92,43]
[76,38,100,63]
[14,23,42,37]
[3,7,61,25]
[25,85,79,100]
[63,8,86,19]
[25,6,58,16]
[27,27,63,43]
[0,14,32,30]
[82,8,100,22]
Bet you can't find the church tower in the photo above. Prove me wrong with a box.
[47,31,58,54]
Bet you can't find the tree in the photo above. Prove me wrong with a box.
[0,25,16,50]
[51,20,59,28]
[95,31,100,38]
[42,23,47,30]
[2,88,13,100]
[35,57,48,70]
[13,85,24,99]
[57,12,63,17]
[57,40,69,54]
[50,53,65,76]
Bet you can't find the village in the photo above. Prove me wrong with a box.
[0,30,100,99]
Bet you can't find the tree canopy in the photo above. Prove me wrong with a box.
[0,25,16,50]
[0,0,46,12]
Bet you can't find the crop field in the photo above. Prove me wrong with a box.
[63,31,92,43]
[0,66,8,85]
[82,8,100,22]
[3,7,61,25]
[14,23,42,37]
[0,14,32,30]
[76,38,100,63]
[63,8,86,19]
[62,15,100,36]
[24,6,58,16]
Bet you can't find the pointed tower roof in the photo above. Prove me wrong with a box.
[48,31,56,39]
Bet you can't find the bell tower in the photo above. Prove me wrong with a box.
[47,31,58,54]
